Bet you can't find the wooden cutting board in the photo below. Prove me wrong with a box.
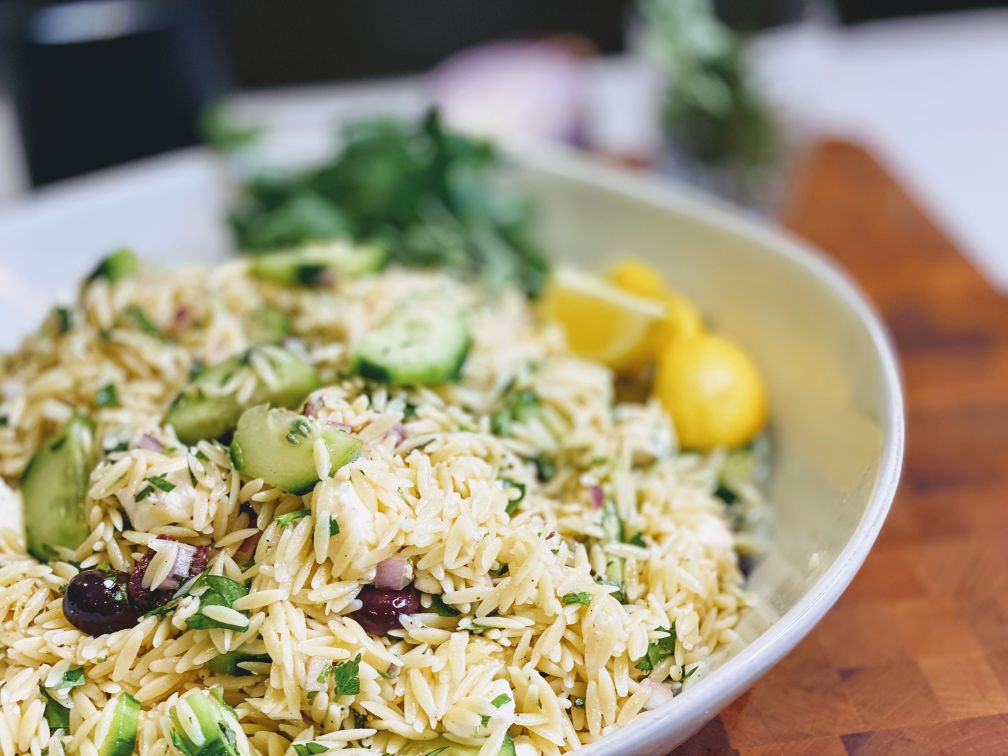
[673,140,1008,755]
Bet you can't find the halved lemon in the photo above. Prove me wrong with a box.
[540,266,665,370]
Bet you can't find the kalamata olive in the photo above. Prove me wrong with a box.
[63,570,139,636]
[350,585,421,635]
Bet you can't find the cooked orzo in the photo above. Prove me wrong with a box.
[0,244,761,755]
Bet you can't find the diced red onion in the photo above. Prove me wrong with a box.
[306,656,328,693]
[138,434,164,452]
[154,540,198,590]
[173,307,194,329]
[641,679,676,710]
[235,531,262,564]
[591,485,604,509]
[374,557,410,591]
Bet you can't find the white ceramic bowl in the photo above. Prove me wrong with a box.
[0,145,904,754]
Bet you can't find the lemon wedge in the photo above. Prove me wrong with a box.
[541,266,665,370]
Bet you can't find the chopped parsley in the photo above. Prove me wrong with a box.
[479,713,491,729]
[502,479,526,516]
[533,455,555,482]
[146,474,176,493]
[54,306,73,334]
[681,664,699,684]
[293,744,328,756]
[47,666,85,692]
[562,592,591,606]
[329,517,341,536]
[128,306,165,339]
[353,710,367,729]
[595,577,627,604]
[489,563,509,578]
[430,593,460,617]
[634,625,677,672]
[185,575,250,631]
[490,388,539,436]
[319,653,362,697]
[40,686,70,730]
[275,509,311,528]
[628,532,647,548]
[714,484,738,505]
[94,383,120,408]
[491,693,511,708]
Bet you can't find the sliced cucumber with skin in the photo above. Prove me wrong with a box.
[21,415,96,561]
[97,692,140,756]
[87,248,138,284]
[401,735,516,756]
[167,345,320,444]
[353,303,471,385]
[251,241,385,286]
[244,306,291,343]
[169,689,249,756]
[230,405,361,494]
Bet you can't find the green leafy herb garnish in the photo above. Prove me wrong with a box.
[293,744,328,756]
[562,592,592,606]
[184,575,250,631]
[502,479,526,516]
[479,713,491,729]
[40,686,70,730]
[681,664,699,684]
[491,388,539,436]
[331,653,362,696]
[329,517,341,536]
[146,474,176,493]
[491,693,511,708]
[430,594,460,617]
[628,532,647,548]
[128,306,165,339]
[95,383,119,408]
[54,306,73,334]
[634,625,677,672]
[275,509,311,528]
[48,666,85,692]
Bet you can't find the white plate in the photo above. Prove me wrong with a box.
[0,145,903,753]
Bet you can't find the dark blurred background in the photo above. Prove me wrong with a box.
[1,0,1004,189]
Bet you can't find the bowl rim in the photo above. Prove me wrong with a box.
[512,143,905,753]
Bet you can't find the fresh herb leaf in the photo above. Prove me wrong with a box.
[275,509,311,528]
[40,686,70,730]
[502,478,526,516]
[628,532,647,548]
[127,306,165,339]
[184,575,250,630]
[54,306,73,333]
[562,592,591,606]
[353,710,367,729]
[595,577,627,604]
[95,383,119,408]
[329,517,341,536]
[479,713,491,729]
[489,563,509,578]
[146,474,175,493]
[533,455,555,482]
[316,662,333,685]
[491,388,539,436]
[135,485,154,502]
[491,693,511,708]
[331,653,362,696]
[430,594,460,617]
[293,744,328,756]
[306,690,319,703]
[714,484,738,505]
[48,666,85,691]
[634,625,677,672]
[681,664,699,683]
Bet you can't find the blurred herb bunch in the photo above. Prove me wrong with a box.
[223,109,548,297]
[639,0,780,178]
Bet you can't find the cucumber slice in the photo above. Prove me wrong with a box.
[230,405,361,494]
[169,689,250,756]
[87,248,138,284]
[21,416,96,561]
[353,303,471,385]
[251,241,385,286]
[167,345,320,444]
[400,735,516,756]
[245,307,291,343]
[97,692,140,756]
